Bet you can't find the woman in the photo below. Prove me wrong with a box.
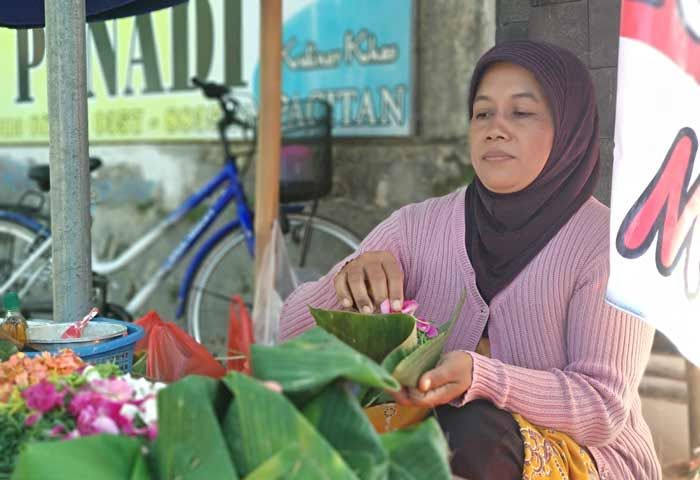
[279,41,661,480]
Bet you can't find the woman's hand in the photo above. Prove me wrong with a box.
[391,351,474,408]
[334,251,404,313]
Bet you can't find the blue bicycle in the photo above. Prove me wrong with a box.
[0,78,360,356]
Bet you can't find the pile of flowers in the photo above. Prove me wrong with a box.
[0,350,164,473]
[0,350,84,403]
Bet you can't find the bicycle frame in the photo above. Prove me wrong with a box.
[0,157,304,317]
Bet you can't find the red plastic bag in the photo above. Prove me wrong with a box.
[134,311,225,382]
[227,295,254,373]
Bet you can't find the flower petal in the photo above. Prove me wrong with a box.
[379,299,392,314]
[400,300,419,315]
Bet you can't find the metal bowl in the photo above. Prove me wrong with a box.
[27,322,127,351]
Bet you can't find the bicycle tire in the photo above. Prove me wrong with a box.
[0,218,53,317]
[186,213,360,356]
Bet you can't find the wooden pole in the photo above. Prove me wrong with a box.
[254,0,282,273]
[686,360,700,455]
[45,0,93,322]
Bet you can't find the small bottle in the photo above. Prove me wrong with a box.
[1,291,28,349]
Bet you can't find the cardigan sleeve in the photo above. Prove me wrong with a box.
[279,209,408,342]
[455,256,654,447]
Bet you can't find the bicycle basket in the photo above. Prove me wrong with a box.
[279,98,333,203]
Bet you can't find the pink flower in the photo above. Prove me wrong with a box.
[416,319,439,339]
[49,425,66,437]
[25,412,41,427]
[91,415,119,435]
[380,299,419,316]
[90,378,133,402]
[21,380,65,413]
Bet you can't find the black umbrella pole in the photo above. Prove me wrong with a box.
[45,0,93,323]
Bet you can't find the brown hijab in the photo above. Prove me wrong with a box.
[466,41,601,303]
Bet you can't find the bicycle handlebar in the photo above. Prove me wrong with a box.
[191,77,254,131]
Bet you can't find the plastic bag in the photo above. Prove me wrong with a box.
[227,295,254,373]
[134,311,225,382]
[252,220,298,345]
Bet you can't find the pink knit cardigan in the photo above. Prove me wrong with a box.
[280,189,661,480]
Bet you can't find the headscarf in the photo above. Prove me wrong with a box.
[466,40,600,303]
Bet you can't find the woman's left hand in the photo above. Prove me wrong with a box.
[390,351,474,408]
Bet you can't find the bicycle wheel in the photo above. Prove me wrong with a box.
[186,213,360,357]
[0,218,53,317]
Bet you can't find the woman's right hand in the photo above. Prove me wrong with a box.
[333,251,404,314]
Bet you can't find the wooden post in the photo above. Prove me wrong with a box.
[254,0,282,274]
[686,360,700,455]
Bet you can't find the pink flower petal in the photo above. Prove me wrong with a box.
[400,300,419,315]
[91,415,119,435]
[426,325,439,338]
[379,299,391,314]
[22,380,65,413]
[25,413,41,427]
[49,425,66,437]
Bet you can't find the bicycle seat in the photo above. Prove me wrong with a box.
[28,157,103,192]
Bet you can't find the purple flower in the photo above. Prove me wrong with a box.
[21,380,65,413]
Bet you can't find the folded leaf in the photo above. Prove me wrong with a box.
[11,435,151,480]
[380,418,451,480]
[310,307,417,363]
[392,292,466,387]
[154,375,238,479]
[303,383,389,480]
[251,327,400,394]
[222,371,358,479]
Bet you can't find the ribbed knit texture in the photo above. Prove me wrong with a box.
[279,188,661,480]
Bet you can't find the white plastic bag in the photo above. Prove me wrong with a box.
[252,220,298,345]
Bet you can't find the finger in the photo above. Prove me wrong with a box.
[365,263,389,308]
[418,363,452,392]
[346,265,373,313]
[382,257,404,311]
[408,383,463,407]
[333,270,353,309]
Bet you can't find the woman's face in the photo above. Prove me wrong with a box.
[469,62,554,194]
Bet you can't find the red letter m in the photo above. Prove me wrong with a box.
[617,127,700,297]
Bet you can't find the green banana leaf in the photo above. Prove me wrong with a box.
[131,352,148,378]
[251,327,400,395]
[391,292,466,387]
[222,371,359,479]
[0,339,17,361]
[242,445,307,479]
[11,435,151,480]
[380,418,452,480]
[154,375,238,480]
[310,307,417,363]
[302,382,389,480]
[361,342,420,406]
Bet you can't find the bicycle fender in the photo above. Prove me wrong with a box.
[176,219,242,319]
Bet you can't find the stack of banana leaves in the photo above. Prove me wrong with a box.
[10,295,464,480]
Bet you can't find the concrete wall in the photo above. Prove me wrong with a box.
[0,0,496,321]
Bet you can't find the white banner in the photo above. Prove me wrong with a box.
[607,0,700,364]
